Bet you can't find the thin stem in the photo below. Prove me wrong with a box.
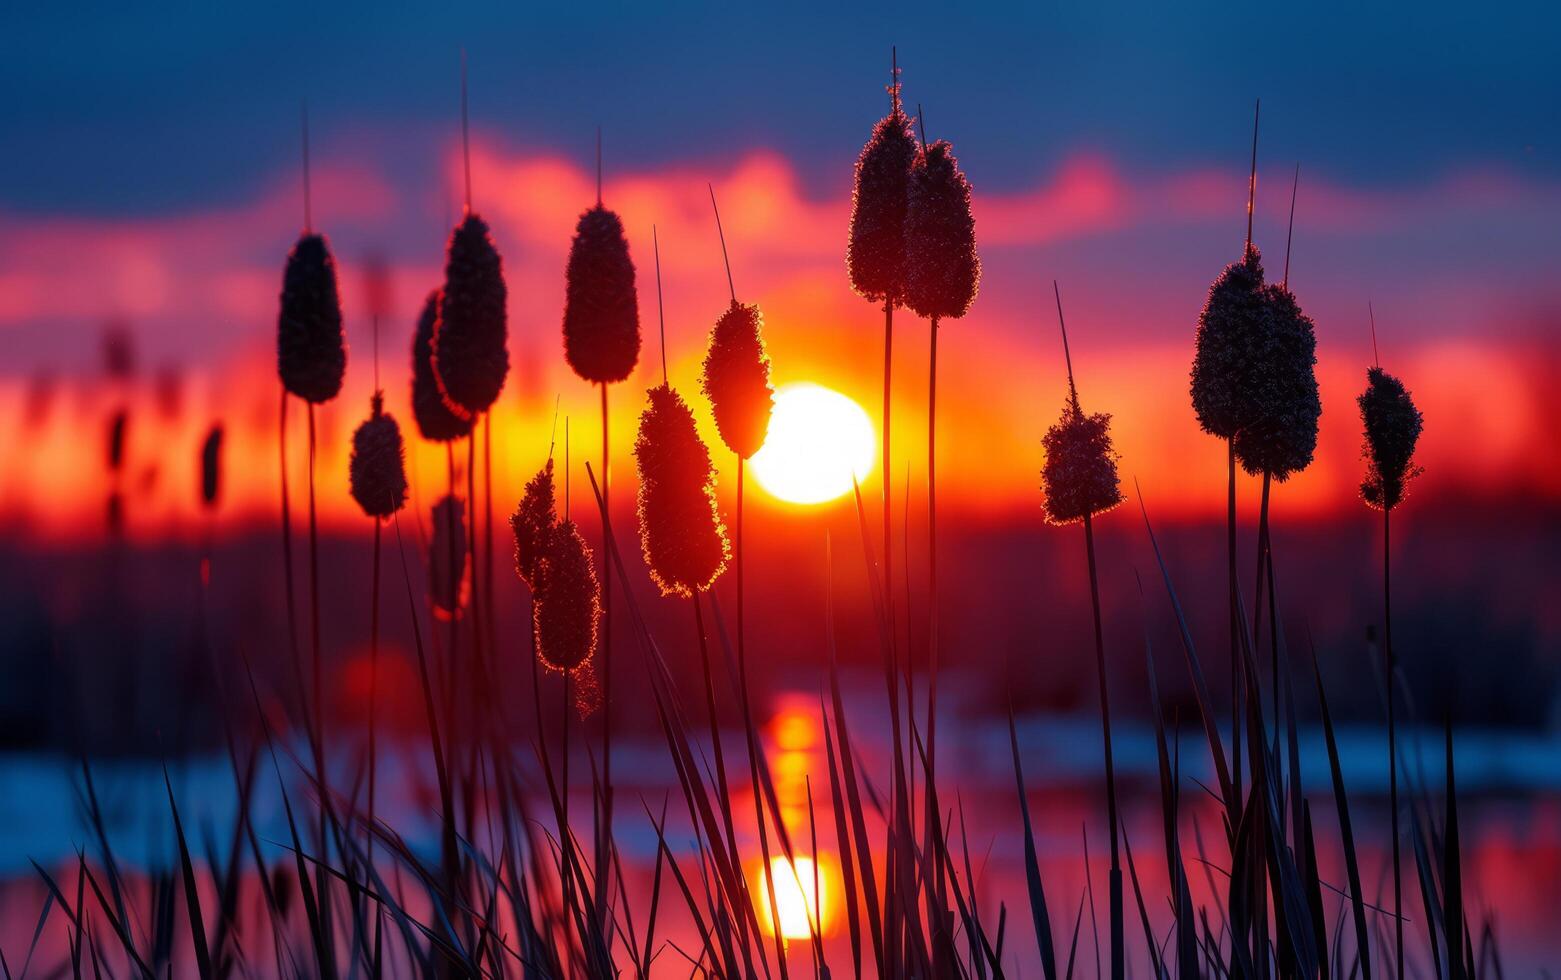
[653,226,668,386]
[597,379,615,929]
[1082,511,1124,980]
[1228,439,1242,805]
[708,185,737,304]
[596,126,603,208]
[460,50,472,214]
[368,518,381,869]
[916,104,928,149]
[1282,163,1300,289]
[307,402,324,756]
[881,299,894,695]
[1385,506,1403,980]
[1246,99,1260,252]
[925,314,941,861]
[1369,303,1382,369]
[484,412,495,661]
[890,45,900,113]
[1053,281,1079,410]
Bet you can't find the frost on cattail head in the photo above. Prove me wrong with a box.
[634,384,730,598]
[278,233,347,404]
[532,519,601,673]
[429,494,468,618]
[510,459,556,590]
[904,139,980,321]
[434,214,509,416]
[1233,284,1322,481]
[349,393,409,519]
[1040,398,1124,525]
[563,205,641,383]
[1359,367,1424,511]
[411,290,473,442]
[701,301,774,460]
[200,425,223,510]
[848,100,917,305]
[1191,246,1266,440]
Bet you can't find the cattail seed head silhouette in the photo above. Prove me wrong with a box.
[277,233,347,403]
[107,408,128,472]
[701,301,774,459]
[1041,398,1125,525]
[848,100,918,305]
[430,494,468,617]
[1233,284,1322,480]
[1191,246,1266,439]
[510,459,556,590]
[1359,366,1424,511]
[349,392,409,518]
[634,384,730,598]
[905,139,980,321]
[434,214,509,416]
[200,424,223,510]
[563,205,641,383]
[532,518,601,673]
[411,290,473,442]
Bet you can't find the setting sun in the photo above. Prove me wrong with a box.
[758,856,826,941]
[750,383,876,505]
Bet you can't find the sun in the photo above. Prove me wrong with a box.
[750,382,876,505]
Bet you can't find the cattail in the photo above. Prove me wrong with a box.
[563,205,640,383]
[200,425,223,510]
[277,233,347,404]
[1041,399,1125,525]
[848,79,917,304]
[107,408,128,472]
[1232,284,1321,481]
[1191,247,1267,440]
[569,659,602,717]
[634,384,730,598]
[510,459,556,589]
[349,393,409,518]
[904,138,980,321]
[701,301,774,459]
[430,494,468,617]
[433,214,509,416]
[411,290,473,442]
[1359,367,1423,511]
[532,519,601,672]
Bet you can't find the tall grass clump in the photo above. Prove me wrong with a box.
[1040,283,1126,980]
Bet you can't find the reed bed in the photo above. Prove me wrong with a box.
[8,58,1488,980]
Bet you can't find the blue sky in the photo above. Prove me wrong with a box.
[5,2,1556,216]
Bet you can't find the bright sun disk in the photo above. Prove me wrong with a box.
[750,383,875,505]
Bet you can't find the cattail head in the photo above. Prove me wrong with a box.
[634,384,730,597]
[510,459,556,590]
[411,290,473,442]
[532,518,601,672]
[349,393,409,519]
[1040,398,1124,525]
[848,104,918,305]
[569,660,602,717]
[277,233,347,403]
[1191,246,1266,439]
[905,139,980,321]
[107,408,128,473]
[1359,367,1424,511]
[1233,284,1322,480]
[563,205,641,383]
[434,214,509,416]
[701,301,774,459]
[200,424,223,510]
[429,494,468,618]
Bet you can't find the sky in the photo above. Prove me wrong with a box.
[1,2,1558,534]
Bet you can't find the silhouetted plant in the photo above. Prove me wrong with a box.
[1360,367,1423,511]
[430,494,468,617]
[563,205,640,384]
[412,289,473,442]
[348,392,409,519]
[702,303,773,460]
[904,138,980,322]
[532,518,601,673]
[277,233,347,404]
[633,384,729,598]
[200,425,222,510]
[511,459,557,590]
[433,214,508,417]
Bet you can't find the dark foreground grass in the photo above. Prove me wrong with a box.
[2,463,1495,980]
